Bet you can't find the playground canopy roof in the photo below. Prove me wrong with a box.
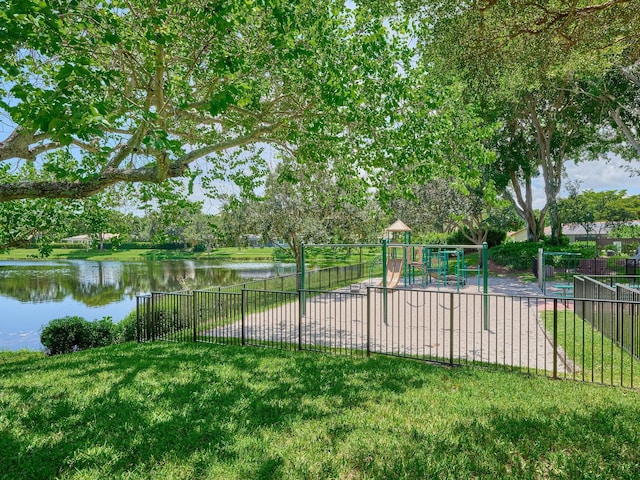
[385,220,411,233]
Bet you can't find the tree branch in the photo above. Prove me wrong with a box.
[610,106,640,156]
[0,122,283,201]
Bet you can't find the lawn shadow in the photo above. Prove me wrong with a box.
[0,343,452,478]
[2,342,639,479]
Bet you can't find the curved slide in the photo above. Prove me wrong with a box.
[381,259,403,288]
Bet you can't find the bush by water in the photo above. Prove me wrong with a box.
[40,313,137,355]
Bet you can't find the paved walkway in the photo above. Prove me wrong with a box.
[203,275,574,374]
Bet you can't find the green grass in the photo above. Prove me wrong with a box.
[1,343,639,479]
[543,309,640,388]
[518,272,538,283]
[0,246,382,265]
[0,247,278,262]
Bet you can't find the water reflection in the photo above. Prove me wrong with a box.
[0,259,295,351]
[0,260,295,305]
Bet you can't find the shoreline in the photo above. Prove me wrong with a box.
[0,247,281,263]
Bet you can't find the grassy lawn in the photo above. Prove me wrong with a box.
[0,247,382,265]
[1,343,639,479]
[543,309,640,388]
[0,247,278,262]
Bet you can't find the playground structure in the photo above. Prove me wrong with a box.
[366,220,486,292]
[537,249,581,297]
[374,243,481,291]
[302,241,489,311]
[300,221,490,328]
[381,258,403,288]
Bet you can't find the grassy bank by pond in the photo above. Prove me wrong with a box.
[0,247,278,262]
[0,246,382,266]
[1,343,638,479]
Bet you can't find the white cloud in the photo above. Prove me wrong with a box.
[528,155,639,209]
[563,156,639,195]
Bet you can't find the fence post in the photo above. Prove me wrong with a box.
[136,298,141,343]
[192,291,197,343]
[553,298,558,379]
[151,293,157,342]
[298,289,303,351]
[241,289,246,346]
[632,302,635,389]
[618,299,623,386]
[450,292,455,366]
[300,243,306,315]
[382,239,388,325]
[366,287,371,357]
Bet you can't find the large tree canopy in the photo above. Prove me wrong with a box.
[410,0,640,243]
[0,0,409,202]
[416,0,639,94]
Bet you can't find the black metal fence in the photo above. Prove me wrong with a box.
[595,237,640,253]
[199,263,368,294]
[576,258,640,275]
[574,276,640,363]
[137,284,640,389]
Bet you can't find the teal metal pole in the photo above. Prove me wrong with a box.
[404,231,410,286]
[482,242,489,330]
[382,239,387,289]
[403,242,408,287]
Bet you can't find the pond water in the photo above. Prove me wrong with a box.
[0,259,295,351]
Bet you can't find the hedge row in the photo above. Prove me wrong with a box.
[489,241,596,271]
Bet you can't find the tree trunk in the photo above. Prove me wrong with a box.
[460,214,488,245]
[506,170,546,242]
[527,93,565,245]
[547,196,562,245]
[288,237,302,290]
[540,151,563,244]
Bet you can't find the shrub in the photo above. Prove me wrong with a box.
[90,316,120,347]
[40,316,93,355]
[489,242,542,271]
[622,243,639,256]
[40,315,129,355]
[192,242,207,253]
[489,240,597,271]
[272,249,294,262]
[419,233,449,245]
[119,311,138,343]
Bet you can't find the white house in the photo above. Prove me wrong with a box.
[61,233,119,245]
[506,221,640,243]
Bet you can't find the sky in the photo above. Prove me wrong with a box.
[563,156,638,194]
[533,155,639,209]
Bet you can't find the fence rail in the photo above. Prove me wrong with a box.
[576,258,640,276]
[138,283,640,389]
[574,275,640,363]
